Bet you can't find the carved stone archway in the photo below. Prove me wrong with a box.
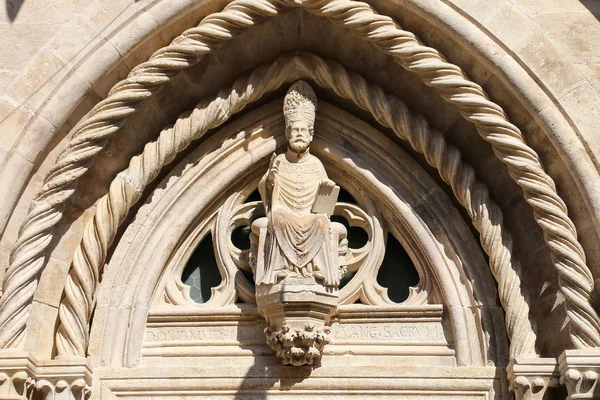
[0,0,597,399]
[54,53,532,364]
[1,0,592,357]
[86,100,506,397]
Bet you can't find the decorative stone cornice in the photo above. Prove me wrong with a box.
[0,352,91,400]
[559,348,600,399]
[507,356,560,400]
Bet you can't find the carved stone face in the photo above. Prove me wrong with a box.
[286,120,313,153]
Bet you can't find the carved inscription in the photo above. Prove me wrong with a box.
[145,322,446,345]
[145,325,264,343]
[330,322,445,342]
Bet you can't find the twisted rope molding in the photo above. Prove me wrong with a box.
[56,53,536,358]
[0,0,287,348]
[302,0,600,348]
[1,0,596,351]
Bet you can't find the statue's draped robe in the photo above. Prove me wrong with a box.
[258,153,338,286]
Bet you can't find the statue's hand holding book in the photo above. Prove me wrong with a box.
[312,180,339,217]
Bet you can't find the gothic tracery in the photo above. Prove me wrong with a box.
[0,0,599,398]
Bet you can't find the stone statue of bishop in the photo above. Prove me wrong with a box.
[252,81,347,289]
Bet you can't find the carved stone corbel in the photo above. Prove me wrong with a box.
[559,349,600,399]
[507,356,560,400]
[256,276,338,366]
[265,323,331,366]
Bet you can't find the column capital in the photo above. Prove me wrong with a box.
[0,351,91,400]
[35,357,92,400]
[0,351,36,400]
[559,348,600,399]
[507,356,560,400]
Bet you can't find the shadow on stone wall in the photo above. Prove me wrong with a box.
[234,299,313,399]
[580,0,600,21]
[5,0,23,22]
[5,0,142,22]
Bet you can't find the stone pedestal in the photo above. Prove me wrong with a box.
[256,276,338,366]
[559,348,600,399]
[256,276,338,332]
[507,356,560,400]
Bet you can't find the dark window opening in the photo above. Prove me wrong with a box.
[376,234,419,303]
[231,225,251,250]
[330,215,368,249]
[235,266,255,304]
[241,268,255,289]
[339,270,357,290]
[337,187,358,204]
[182,233,222,303]
[245,188,262,203]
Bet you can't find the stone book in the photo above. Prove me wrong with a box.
[311,183,340,217]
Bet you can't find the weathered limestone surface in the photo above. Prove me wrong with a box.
[0,0,599,398]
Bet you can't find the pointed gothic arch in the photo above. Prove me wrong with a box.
[1,0,593,356]
[50,53,534,365]
[0,0,598,398]
[87,100,504,368]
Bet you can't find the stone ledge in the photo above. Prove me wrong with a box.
[94,364,503,399]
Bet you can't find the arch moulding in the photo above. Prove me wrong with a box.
[0,0,598,399]
[87,100,506,397]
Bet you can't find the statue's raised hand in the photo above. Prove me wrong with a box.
[266,154,279,187]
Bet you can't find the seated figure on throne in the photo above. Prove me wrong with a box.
[250,81,347,289]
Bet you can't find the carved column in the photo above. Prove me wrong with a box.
[0,351,35,400]
[559,349,600,399]
[507,356,561,400]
